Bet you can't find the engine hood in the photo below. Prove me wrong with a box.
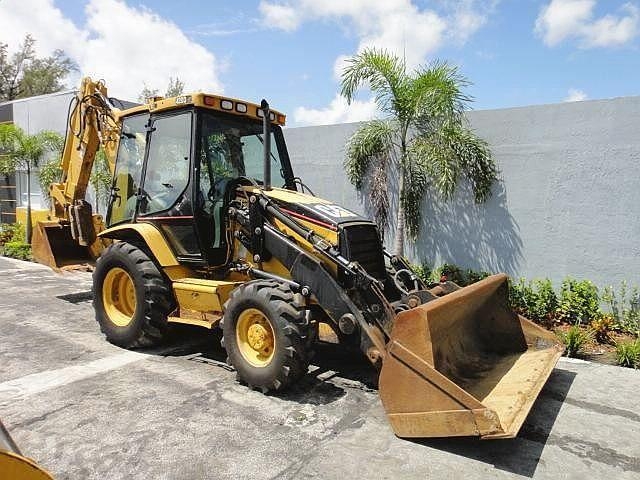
[258,187,373,230]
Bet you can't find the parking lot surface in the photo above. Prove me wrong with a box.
[1,256,639,479]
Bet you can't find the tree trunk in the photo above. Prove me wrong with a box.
[25,164,32,244]
[393,171,405,256]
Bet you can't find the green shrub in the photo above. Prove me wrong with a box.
[0,223,25,246]
[558,277,600,324]
[463,268,491,285]
[615,339,640,368]
[590,314,614,344]
[409,262,432,284]
[531,279,558,319]
[558,324,593,358]
[432,263,491,287]
[508,278,558,322]
[3,241,31,261]
[602,282,640,336]
[410,262,491,287]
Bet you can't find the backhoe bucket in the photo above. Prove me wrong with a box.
[379,274,563,439]
[31,221,92,269]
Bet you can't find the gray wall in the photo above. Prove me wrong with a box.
[284,97,640,288]
[5,91,638,287]
[11,90,74,135]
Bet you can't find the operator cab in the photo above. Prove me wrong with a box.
[106,103,295,267]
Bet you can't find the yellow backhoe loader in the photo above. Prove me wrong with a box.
[31,77,563,439]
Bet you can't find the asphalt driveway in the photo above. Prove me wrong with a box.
[0,256,639,479]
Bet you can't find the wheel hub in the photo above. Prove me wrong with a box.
[247,323,273,352]
[236,308,276,367]
[102,267,136,327]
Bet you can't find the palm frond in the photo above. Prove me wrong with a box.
[451,127,497,202]
[400,154,430,240]
[344,120,395,189]
[411,122,497,203]
[0,124,64,170]
[340,48,408,116]
[344,120,395,232]
[409,128,460,201]
[411,60,472,134]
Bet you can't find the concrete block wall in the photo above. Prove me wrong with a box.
[5,90,638,287]
[284,97,640,288]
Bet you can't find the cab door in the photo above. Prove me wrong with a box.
[136,111,203,263]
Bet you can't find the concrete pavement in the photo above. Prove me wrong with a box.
[1,256,639,479]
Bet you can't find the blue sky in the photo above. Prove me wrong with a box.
[1,0,639,125]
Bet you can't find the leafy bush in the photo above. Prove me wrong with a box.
[590,314,614,344]
[615,339,640,368]
[602,282,640,336]
[0,223,25,246]
[558,278,600,324]
[3,241,31,260]
[409,262,432,284]
[558,325,593,358]
[410,261,491,287]
[509,278,558,322]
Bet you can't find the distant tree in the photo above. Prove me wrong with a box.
[0,34,76,101]
[138,76,185,102]
[165,77,185,97]
[37,156,62,208]
[0,125,63,243]
[39,148,110,215]
[138,84,159,103]
[341,49,497,256]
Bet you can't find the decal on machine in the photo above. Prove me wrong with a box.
[311,203,359,220]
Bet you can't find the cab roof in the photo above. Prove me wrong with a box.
[116,92,286,126]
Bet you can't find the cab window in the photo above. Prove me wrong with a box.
[107,114,148,226]
[139,113,191,216]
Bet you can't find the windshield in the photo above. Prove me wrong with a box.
[198,111,289,189]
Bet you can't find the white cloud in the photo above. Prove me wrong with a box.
[259,0,493,70]
[564,88,588,101]
[332,54,351,81]
[265,1,495,124]
[294,94,377,126]
[0,0,223,100]
[536,0,640,48]
[259,2,301,32]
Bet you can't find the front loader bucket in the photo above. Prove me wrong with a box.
[31,221,92,269]
[379,274,563,439]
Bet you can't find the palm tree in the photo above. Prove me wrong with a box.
[0,124,63,243]
[341,48,497,256]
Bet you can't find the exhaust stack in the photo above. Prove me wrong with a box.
[261,99,272,191]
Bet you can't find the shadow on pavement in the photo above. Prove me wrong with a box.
[414,368,576,478]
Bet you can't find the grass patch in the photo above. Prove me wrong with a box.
[615,339,640,368]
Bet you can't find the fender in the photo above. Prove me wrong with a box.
[98,222,179,266]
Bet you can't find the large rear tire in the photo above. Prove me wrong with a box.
[222,280,311,392]
[93,241,173,348]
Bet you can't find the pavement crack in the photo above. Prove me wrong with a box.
[14,403,76,429]
[542,389,640,422]
[549,434,640,472]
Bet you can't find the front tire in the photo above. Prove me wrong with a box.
[222,280,311,392]
[93,241,173,348]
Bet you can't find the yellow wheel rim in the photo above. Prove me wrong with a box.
[102,267,137,327]
[236,308,276,367]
